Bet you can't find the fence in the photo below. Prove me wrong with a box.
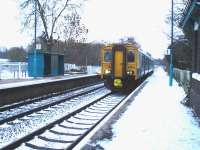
[174,68,191,94]
[0,62,28,79]
[64,63,100,74]
[0,62,100,80]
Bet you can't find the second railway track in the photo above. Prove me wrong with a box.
[0,88,128,149]
[0,83,108,148]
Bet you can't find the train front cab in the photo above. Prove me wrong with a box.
[101,44,137,90]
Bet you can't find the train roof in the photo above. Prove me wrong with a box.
[102,43,153,60]
[102,43,139,49]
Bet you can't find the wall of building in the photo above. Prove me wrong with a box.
[181,1,200,117]
[190,78,200,116]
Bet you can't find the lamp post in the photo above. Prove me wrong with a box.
[169,0,174,86]
[35,0,37,48]
[34,0,37,77]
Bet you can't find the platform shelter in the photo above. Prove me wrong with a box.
[28,50,64,77]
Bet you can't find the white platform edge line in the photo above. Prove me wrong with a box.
[73,80,148,150]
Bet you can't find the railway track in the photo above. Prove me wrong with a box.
[0,83,109,148]
[0,87,127,149]
[0,81,103,112]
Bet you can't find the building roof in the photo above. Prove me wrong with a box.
[180,0,200,29]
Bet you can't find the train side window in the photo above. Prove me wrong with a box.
[104,50,112,62]
[127,51,134,62]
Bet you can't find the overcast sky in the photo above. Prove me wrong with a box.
[0,0,171,58]
[0,0,32,48]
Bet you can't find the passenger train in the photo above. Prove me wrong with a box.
[101,43,154,90]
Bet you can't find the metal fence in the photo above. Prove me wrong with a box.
[64,63,100,74]
[174,68,191,94]
[0,62,100,79]
[0,62,28,79]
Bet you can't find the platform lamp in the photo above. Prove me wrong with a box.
[169,0,174,86]
[34,0,37,77]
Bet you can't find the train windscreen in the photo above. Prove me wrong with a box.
[104,50,112,62]
[127,51,134,62]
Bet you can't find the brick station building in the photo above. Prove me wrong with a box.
[180,0,200,116]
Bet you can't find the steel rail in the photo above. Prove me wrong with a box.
[1,92,113,150]
[0,81,103,112]
[0,83,104,125]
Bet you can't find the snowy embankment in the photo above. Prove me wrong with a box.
[97,67,200,150]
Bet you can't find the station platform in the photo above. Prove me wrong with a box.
[0,73,96,90]
[80,67,200,150]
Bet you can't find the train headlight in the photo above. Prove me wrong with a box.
[105,69,111,74]
[127,71,132,75]
[127,71,134,75]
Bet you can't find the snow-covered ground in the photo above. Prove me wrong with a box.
[192,73,200,81]
[0,58,8,62]
[94,67,200,150]
[0,61,100,80]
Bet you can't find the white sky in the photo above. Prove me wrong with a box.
[82,0,171,58]
[0,0,171,58]
[0,0,32,48]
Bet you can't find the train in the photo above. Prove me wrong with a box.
[101,43,154,90]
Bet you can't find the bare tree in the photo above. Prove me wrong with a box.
[120,36,141,49]
[63,11,88,43]
[19,0,87,51]
[164,0,192,70]
[7,47,27,62]
[165,0,188,40]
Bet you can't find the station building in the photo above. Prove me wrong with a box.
[180,0,200,116]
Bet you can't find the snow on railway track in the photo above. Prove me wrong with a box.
[14,93,126,150]
[0,83,104,124]
[0,84,110,149]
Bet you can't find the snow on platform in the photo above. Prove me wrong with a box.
[88,67,200,150]
[192,73,200,81]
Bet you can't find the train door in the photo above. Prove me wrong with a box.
[114,51,123,77]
